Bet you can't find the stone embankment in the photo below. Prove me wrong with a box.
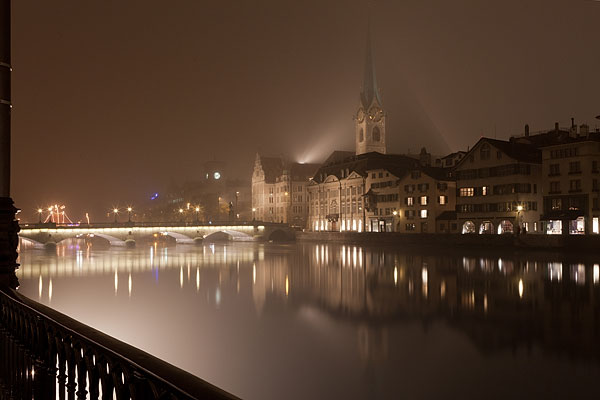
[296,231,600,252]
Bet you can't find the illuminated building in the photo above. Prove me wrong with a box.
[536,122,600,234]
[454,136,543,234]
[251,154,319,225]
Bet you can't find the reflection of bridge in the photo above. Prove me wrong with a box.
[19,222,295,247]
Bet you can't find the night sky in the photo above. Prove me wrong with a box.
[10,0,600,221]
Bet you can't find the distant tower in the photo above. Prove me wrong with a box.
[355,24,386,155]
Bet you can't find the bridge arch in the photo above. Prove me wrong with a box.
[203,230,253,242]
[89,233,127,247]
[160,231,195,244]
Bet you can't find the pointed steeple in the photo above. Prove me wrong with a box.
[360,21,382,109]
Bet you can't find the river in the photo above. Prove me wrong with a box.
[15,240,600,399]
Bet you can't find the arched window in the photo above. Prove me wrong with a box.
[359,129,364,142]
[462,221,476,234]
[372,126,380,142]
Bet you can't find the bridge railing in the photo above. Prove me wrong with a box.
[0,288,239,400]
[20,221,288,230]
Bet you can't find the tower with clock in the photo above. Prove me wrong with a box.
[355,26,386,155]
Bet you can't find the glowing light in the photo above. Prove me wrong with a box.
[285,275,289,296]
[594,264,599,285]
[128,273,132,297]
[394,267,398,286]
[113,208,119,214]
[38,275,42,298]
[440,280,446,298]
[517,205,523,212]
[253,263,256,284]
[518,279,524,298]
[484,294,488,312]
[48,279,52,302]
[180,267,183,288]
[196,268,200,291]
[127,207,132,212]
[114,270,118,295]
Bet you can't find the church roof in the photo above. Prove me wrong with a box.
[311,151,420,183]
[360,23,383,109]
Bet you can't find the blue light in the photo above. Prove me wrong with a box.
[150,193,159,200]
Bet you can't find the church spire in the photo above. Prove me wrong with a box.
[360,20,382,109]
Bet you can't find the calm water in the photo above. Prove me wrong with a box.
[15,240,600,399]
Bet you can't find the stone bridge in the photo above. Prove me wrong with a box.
[18,222,295,248]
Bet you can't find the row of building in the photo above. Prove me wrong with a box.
[251,29,600,235]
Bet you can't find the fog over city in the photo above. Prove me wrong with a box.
[11,0,600,220]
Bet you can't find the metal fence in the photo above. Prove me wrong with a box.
[0,288,239,400]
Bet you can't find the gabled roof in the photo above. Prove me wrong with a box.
[454,137,541,169]
[257,155,284,183]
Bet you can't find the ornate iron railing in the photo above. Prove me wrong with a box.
[0,288,239,400]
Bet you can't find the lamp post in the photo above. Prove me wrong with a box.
[516,204,523,233]
[252,207,256,221]
[235,191,239,220]
[113,208,119,223]
[179,208,184,223]
[127,207,132,223]
[392,210,398,232]
[37,208,42,223]
[195,206,200,223]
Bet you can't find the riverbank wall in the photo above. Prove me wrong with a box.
[296,231,600,252]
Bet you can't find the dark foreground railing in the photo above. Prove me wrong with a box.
[0,289,239,400]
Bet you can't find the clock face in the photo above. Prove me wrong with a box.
[369,106,383,122]
[213,172,221,180]
[357,108,365,123]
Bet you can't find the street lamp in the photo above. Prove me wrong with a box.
[392,210,398,232]
[252,207,256,221]
[516,204,523,233]
[37,208,43,223]
[179,208,184,223]
[127,206,132,223]
[195,206,200,223]
[113,208,119,223]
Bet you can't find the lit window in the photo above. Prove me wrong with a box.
[460,187,474,197]
[407,197,414,206]
[420,210,428,219]
[420,196,428,205]
[439,195,446,205]
[482,186,488,196]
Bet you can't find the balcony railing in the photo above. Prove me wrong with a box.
[0,288,239,400]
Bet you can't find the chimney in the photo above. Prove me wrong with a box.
[555,122,559,132]
[524,124,529,137]
[569,118,577,137]
[571,117,575,128]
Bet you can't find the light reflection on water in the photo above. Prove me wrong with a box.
[15,240,600,400]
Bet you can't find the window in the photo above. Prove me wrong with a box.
[569,161,581,174]
[406,223,416,231]
[420,196,428,205]
[420,210,428,219]
[371,173,376,179]
[439,195,447,205]
[372,126,381,141]
[459,187,475,197]
[359,129,364,142]
[411,170,421,179]
[480,144,490,160]
[549,164,560,176]
[378,172,383,178]
[385,208,391,215]
[569,179,582,192]
[550,181,560,193]
[482,186,489,196]
[437,182,448,190]
[406,197,414,206]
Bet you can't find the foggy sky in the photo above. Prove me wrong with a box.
[11,0,600,221]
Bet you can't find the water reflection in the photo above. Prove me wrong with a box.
[15,240,600,399]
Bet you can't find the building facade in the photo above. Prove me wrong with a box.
[454,138,543,234]
[251,154,318,226]
[538,125,600,234]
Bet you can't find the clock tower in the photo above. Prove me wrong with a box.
[355,25,386,155]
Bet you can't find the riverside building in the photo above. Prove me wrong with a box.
[454,137,543,234]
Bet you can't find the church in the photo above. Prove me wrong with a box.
[254,27,457,232]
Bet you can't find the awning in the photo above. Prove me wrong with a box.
[540,210,585,221]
